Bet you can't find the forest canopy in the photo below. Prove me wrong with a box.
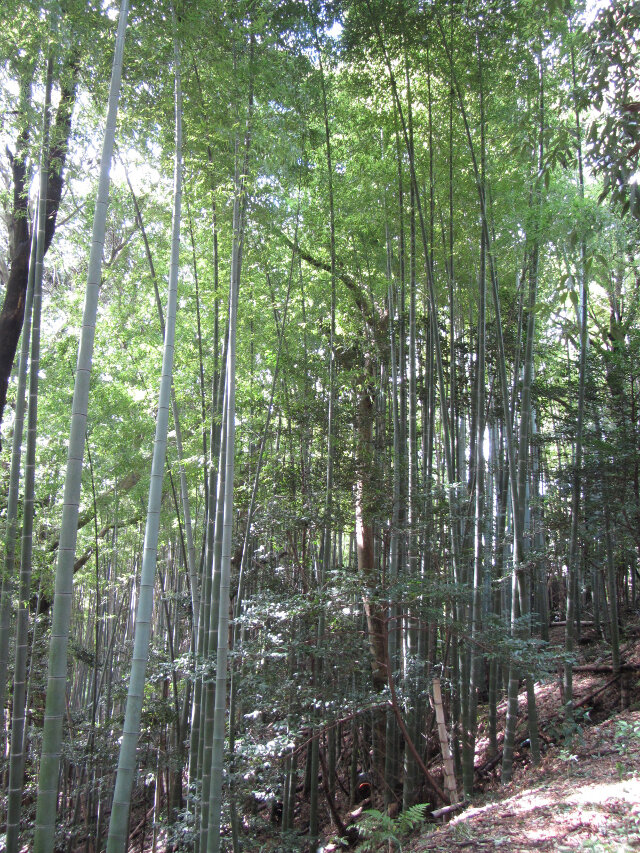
[0,0,639,851]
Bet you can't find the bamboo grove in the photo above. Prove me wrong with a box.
[0,0,639,850]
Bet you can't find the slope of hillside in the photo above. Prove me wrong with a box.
[405,622,640,853]
[409,709,640,853]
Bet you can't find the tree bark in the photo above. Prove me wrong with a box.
[0,52,79,445]
[6,58,53,853]
[355,378,388,696]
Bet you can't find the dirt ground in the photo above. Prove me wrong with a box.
[410,709,640,852]
[406,620,640,853]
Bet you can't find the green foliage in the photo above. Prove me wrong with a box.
[614,718,640,754]
[354,803,430,852]
[3,0,640,847]
[586,0,640,217]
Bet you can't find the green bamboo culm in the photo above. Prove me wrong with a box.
[0,208,37,735]
[199,384,227,853]
[6,56,53,853]
[207,146,244,853]
[0,75,38,746]
[33,5,129,852]
[105,15,183,853]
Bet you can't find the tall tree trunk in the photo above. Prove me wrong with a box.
[208,45,253,846]
[513,48,544,770]
[6,59,53,852]
[106,19,182,851]
[384,125,402,808]
[207,178,242,853]
[0,50,79,444]
[0,72,32,450]
[33,7,129,851]
[356,372,388,697]
[403,46,420,809]
[0,211,37,740]
[189,251,223,832]
[198,381,228,853]
[436,19,542,782]
[310,33,336,847]
[462,35,486,798]
[565,20,588,714]
[126,173,199,629]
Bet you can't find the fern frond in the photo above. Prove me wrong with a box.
[397,802,429,832]
[355,803,430,851]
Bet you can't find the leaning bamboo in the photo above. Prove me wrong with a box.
[432,678,458,805]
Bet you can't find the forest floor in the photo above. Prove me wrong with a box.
[404,618,640,853]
